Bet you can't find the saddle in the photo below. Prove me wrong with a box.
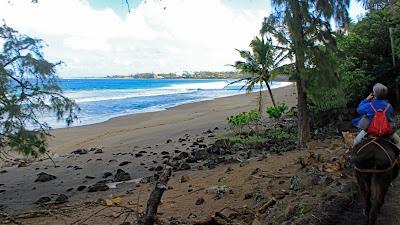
[353,137,400,173]
[364,134,400,156]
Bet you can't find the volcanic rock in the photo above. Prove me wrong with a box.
[35,172,57,182]
[71,148,88,155]
[88,182,109,192]
[114,169,131,182]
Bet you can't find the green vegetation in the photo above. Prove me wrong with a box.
[228,134,269,144]
[0,24,78,157]
[263,0,350,146]
[307,4,400,112]
[230,36,289,113]
[266,102,288,119]
[228,127,296,146]
[227,109,261,134]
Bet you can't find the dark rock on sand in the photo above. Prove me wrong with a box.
[192,149,208,160]
[0,170,7,174]
[71,148,88,155]
[54,194,69,204]
[94,148,103,154]
[35,196,51,205]
[195,197,205,205]
[244,192,255,200]
[88,182,109,192]
[18,161,28,167]
[74,166,83,170]
[204,129,213,134]
[35,172,57,182]
[161,151,170,155]
[77,186,86,191]
[119,161,132,166]
[179,163,191,171]
[0,190,5,193]
[155,166,164,172]
[66,188,73,192]
[103,172,113,178]
[185,156,197,163]
[114,169,131,182]
[174,152,189,160]
[85,176,95,179]
[135,153,143,157]
[166,139,172,143]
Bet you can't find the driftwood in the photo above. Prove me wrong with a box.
[139,167,172,225]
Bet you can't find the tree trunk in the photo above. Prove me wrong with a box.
[296,77,310,147]
[258,83,263,115]
[140,167,172,225]
[266,82,276,107]
[291,0,310,147]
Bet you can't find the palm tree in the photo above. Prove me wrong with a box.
[230,36,288,114]
[263,0,350,147]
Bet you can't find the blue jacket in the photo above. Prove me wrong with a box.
[352,99,393,128]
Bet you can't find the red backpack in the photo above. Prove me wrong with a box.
[367,102,393,136]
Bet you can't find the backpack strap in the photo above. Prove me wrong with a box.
[369,102,377,113]
[384,103,391,113]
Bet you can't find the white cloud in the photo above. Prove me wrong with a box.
[0,0,365,77]
[0,0,267,77]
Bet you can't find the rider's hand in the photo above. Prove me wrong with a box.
[366,93,374,101]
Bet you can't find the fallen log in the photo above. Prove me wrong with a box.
[139,167,172,225]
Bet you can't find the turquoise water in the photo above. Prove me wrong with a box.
[45,78,291,128]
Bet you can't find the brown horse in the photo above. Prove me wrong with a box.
[348,137,399,225]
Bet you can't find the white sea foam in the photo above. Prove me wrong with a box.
[161,81,232,90]
[64,88,195,103]
[64,80,240,103]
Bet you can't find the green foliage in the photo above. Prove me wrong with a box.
[266,102,288,119]
[227,109,261,133]
[0,24,78,157]
[304,5,400,112]
[230,35,288,111]
[228,134,269,144]
[266,128,295,141]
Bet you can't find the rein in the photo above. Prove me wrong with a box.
[354,138,399,173]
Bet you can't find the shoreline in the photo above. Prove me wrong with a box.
[55,81,293,130]
[0,84,297,214]
[48,84,296,155]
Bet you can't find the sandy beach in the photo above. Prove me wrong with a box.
[0,85,297,214]
[48,84,297,155]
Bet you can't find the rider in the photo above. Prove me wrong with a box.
[352,83,400,148]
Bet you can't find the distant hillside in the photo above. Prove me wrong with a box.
[106,71,247,79]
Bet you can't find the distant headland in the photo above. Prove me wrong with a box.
[105,71,246,79]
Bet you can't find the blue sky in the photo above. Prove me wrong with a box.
[1,0,366,77]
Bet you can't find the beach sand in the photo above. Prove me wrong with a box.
[48,84,297,155]
[0,85,297,214]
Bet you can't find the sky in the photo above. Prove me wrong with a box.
[0,0,366,77]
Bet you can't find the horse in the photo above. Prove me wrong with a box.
[348,137,399,225]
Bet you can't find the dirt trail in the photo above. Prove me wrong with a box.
[329,174,400,225]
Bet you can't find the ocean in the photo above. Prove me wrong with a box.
[44,78,292,128]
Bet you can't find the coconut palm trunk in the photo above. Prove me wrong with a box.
[265,82,276,107]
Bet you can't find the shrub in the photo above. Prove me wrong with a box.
[227,109,261,133]
[266,128,294,140]
[266,103,288,119]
